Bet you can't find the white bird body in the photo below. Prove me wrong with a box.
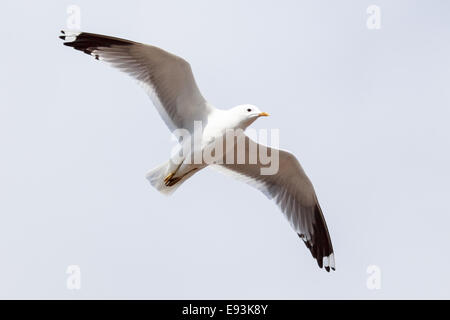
[154,104,265,193]
[60,30,336,272]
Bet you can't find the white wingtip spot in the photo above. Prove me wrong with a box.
[322,253,335,271]
[329,253,335,269]
[90,50,103,61]
[61,30,81,42]
[324,256,329,268]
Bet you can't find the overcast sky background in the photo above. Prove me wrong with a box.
[0,0,449,299]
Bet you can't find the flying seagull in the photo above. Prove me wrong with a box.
[59,30,335,272]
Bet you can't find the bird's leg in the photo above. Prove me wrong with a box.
[164,168,198,187]
[163,161,184,185]
[163,172,175,184]
[165,176,182,187]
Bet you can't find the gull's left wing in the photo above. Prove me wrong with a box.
[59,31,212,133]
[213,134,335,271]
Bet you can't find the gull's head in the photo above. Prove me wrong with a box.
[231,104,270,129]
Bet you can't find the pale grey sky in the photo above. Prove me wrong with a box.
[0,0,449,299]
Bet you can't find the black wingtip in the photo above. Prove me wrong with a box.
[59,31,135,57]
[296,203,335,273]
[317,257,323,269]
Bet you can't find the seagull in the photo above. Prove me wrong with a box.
[60,30,335,272]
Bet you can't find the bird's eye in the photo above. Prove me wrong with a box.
[247,108,252,112]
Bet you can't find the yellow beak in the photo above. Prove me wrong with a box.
[258,112,270,117]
